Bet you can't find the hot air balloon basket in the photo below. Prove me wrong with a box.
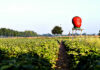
[72,27,83,31]
[74,27,81,29]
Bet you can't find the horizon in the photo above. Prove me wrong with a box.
[0,27,98,35]
[0,0,100,34]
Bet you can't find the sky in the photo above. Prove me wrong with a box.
[0,0,100,34]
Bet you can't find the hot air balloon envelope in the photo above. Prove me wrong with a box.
[72,16,82,29]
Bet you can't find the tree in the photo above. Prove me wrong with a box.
[24,31,37,37]
[98,30,100,36]
[51,26,63,35]
[82,33,87,35]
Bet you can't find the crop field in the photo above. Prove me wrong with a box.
[63,38,100,70]
[0,37,100,70]
[0,38,59,70]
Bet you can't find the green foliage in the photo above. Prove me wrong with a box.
[63,38,100,70]
[0,38,59,70]
[24,31,37,37]
[98,30,100,36]
[52,26,63,35]
[0,28,38,37]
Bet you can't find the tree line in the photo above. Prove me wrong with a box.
[0,27,99,37]
[0,28,38,37]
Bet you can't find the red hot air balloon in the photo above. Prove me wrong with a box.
[72,16,82,29]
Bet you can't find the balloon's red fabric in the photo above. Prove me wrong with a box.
[72,16,82,28]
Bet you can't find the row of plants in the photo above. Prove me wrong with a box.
[0,38,59,70]
[63,38,100,70]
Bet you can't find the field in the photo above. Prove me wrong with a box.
[63,38,100,70]
[0,37,100,70]
[0,38,59,70]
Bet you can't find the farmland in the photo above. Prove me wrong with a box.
[63,38,100,70]
[0,38,59,70]
[0,37,100,70]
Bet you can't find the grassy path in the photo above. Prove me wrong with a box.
[55,41,70,70]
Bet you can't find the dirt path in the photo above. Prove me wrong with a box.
[55,41,70,70]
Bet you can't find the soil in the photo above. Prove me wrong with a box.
[55,41,70,70]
